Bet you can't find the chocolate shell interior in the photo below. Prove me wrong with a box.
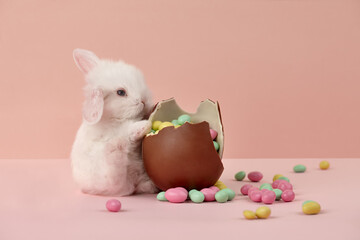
[142,98,224,191]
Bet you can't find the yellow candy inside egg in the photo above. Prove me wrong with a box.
[158,122,174,131]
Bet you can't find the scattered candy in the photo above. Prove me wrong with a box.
[255,206,271,219]
[165,188,187,203]
[277,176,290,182]
[200,188,216,202]
[213,141,219,151]
[302,201,321,215]
[273,189,282,200]
[222,188,236,201]
[259,183,273,190]
[281,189,295,202]
[240,184,253,195]
[234,171,246,181]
[293,164,306,173]
[174,187,188,196]
[249,190,262,202]
[273,174,283,182]
[215,189,229,203]
[320,161,330,170]
[178,114,191,125]
[302,200,314,206]
[189,190,205,203]
[157,191,167,201]
[261,190,276,204]
[247,187,259,196]
[189,189,198,196]
[210,129,218,140]
[214,180,227,190]
[277,181,293,192]
[243,210,257,220]
[248,171,263,182]
[106,199,122,212]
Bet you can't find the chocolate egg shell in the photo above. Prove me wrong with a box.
[142,98,224,191]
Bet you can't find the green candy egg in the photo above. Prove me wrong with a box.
[273,189,282,200]
[215,189,229,203]
[259,183,273,190]
[234,171,246,181]
[302,200,314,206]
[177,114,191,125]
[189,189,198,196]
[278,176,290,182]
[213,141,219,151]
[171,119,179,126]
[293,164,306,173]
[222,188,236,201]
[157,191,167,201]
[190,191,205,203]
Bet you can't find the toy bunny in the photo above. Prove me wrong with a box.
[70,48,158,196]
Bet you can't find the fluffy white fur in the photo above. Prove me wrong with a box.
[71,48,158,196]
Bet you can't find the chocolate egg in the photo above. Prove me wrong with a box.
[142,98,224,191]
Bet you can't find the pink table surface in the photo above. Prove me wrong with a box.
[0,158,359,240]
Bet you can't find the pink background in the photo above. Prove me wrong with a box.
[1,0,359,159]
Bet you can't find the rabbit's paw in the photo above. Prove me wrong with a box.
[129,120,151,142]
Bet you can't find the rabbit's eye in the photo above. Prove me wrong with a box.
[116,89,127,96]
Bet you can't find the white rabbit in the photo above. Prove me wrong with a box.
[71,49,158,196]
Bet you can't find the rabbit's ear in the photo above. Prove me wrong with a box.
[73,49,99,74]
[82,88,104,124]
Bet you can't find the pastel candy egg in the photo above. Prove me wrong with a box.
[189,189,198,196]
[249,190,262,202]
[302,201,321,215]
[248,171,263,182]
[215,189,229,203]
[152,121,162,131]
[214,180,227,190]
[272,179,288,189]
[255,206,271,219]
[320,161,330,170]
[158,121,174,131]
[277,181,293,192]
[234,171,246,181]
[200,188,216,202]
[262,190,276,204]
[302,200,314,206]
[222,188,236,201]
[240,184,253,195]
[157,191,167,201]
[190,191,205,203]
[281,189,295,202]
[247,187,259,196]
[210,128,218,140]
[243,210,257,220]
[174,187,188,196]
[177,114,191,125]
[171,119,179,126]
[165,188,187,203]
[209,186,220,193]
[260,189,270,194]
[106,199,122,212]
[277,176,290,182]
[273,189,282,200]
[293,164,306,173]
[273,174,283,182]
[259,183,273,190]
[213,141,220,151]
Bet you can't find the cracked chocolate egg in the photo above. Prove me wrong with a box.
[142,98,224,191]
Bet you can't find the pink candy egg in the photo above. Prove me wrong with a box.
[210,129,218,140]
[240,184,253,195]
[281,189,295,202]
[106,199,122,212]
[262,191,276,204]
[277,181,293,192]
[200,188,216,202]
[248,171,263,182]
[165,188,187,203]
[272,179,287,189]
[247,187,259,196]
[249,190,262,202]
[174,187,188,196]
[209,186,220,193]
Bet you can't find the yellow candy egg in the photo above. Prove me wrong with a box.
[152,121,162,131]
[158,122,174,131]
[319,161,330,170]
[214,180,227,190]
[243,210,257,220]
[273,174,283,182]
[255,206,271,219]
[302,202,321,215]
